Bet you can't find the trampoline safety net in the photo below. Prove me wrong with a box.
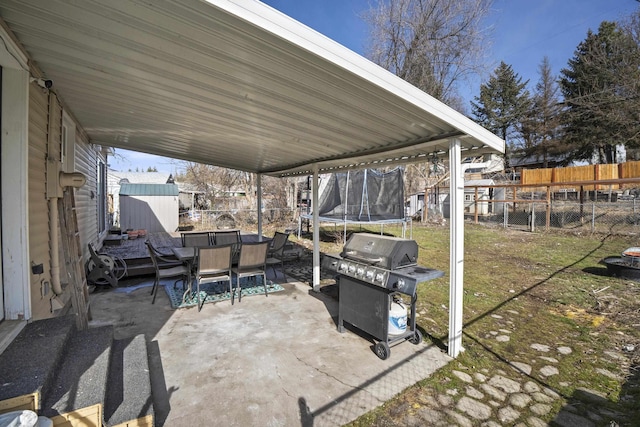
[316,168,405,221]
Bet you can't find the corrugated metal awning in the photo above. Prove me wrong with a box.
[119,183,179,197]
[0,0,503,176]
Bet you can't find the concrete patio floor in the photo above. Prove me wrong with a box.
[89,276,451,426]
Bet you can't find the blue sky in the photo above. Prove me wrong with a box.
[488,0,639,89]
[110,0,639,173]
[109,149,182,175]
[260,0,640,99]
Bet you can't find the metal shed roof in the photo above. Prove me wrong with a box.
[0,0,503,177]
[466,179,495,187]
[119,183,179,197]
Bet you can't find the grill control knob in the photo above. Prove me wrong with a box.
[397,278,405,290]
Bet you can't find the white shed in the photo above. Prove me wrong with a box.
[119,183,179,233]
[443,179,501,217]
[406,193,424,217]
[464,179,495,215]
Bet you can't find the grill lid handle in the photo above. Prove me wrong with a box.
[341,251,383,265]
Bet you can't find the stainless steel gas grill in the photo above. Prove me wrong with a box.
[322,233,443,360]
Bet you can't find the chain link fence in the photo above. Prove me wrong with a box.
[471,200,640,234]
[179,208,300,232]
[184,188,640,236]
[427,185,640,235]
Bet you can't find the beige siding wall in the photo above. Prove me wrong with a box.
[28,85,58,320]
[74,132,101,257]
[27,85,106,320]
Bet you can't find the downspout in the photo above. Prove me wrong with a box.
[46,91,86,296]
[49,198,62,295]
[46,91,63,295]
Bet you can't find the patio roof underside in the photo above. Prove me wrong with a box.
[1,0,504,177]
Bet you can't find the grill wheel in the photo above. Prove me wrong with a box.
[374,341,390,360]
[409,329,423,345]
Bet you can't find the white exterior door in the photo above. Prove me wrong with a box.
[1,31,31,320]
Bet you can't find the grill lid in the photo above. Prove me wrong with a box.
[340,233,418,270]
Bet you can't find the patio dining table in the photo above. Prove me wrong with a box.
[171,232,268,304]
[171,246,199,304]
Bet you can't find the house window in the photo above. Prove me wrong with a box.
[98,161,106,233]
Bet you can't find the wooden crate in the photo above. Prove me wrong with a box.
[112,414,154,427]
[51,404,102,427]
[0,393,38,413]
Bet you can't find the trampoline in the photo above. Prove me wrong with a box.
[299,168,412,240]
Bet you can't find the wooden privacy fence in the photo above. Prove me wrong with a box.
[521,161,640,191]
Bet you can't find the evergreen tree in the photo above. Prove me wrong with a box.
[521,57,563,167]
[559,21,640,164]
[471,61,532,169]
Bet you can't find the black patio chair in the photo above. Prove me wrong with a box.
[146,240,190,304]
[266,231,290,280]
[181,232,211,247]
[213,230,242,263]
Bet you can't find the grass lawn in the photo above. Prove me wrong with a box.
[329,223,640,426]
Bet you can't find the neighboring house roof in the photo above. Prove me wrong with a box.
[509,153,571,168]
[178,183,206,195]
[119,183,179,197]
[108,171,172,185]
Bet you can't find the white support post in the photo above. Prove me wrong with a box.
[257,173,263,241]
[1,68,31,320]
[312,165,320,291]
[448,139,464,358]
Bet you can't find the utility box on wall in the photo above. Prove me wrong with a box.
[119,183,179,233]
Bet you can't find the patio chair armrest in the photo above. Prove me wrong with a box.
[155,253,180,264]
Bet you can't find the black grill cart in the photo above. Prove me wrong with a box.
[322,233,444,360]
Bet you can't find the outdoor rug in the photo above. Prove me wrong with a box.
[163,278,285,309]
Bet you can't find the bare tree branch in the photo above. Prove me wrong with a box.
[363,0,494,111]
